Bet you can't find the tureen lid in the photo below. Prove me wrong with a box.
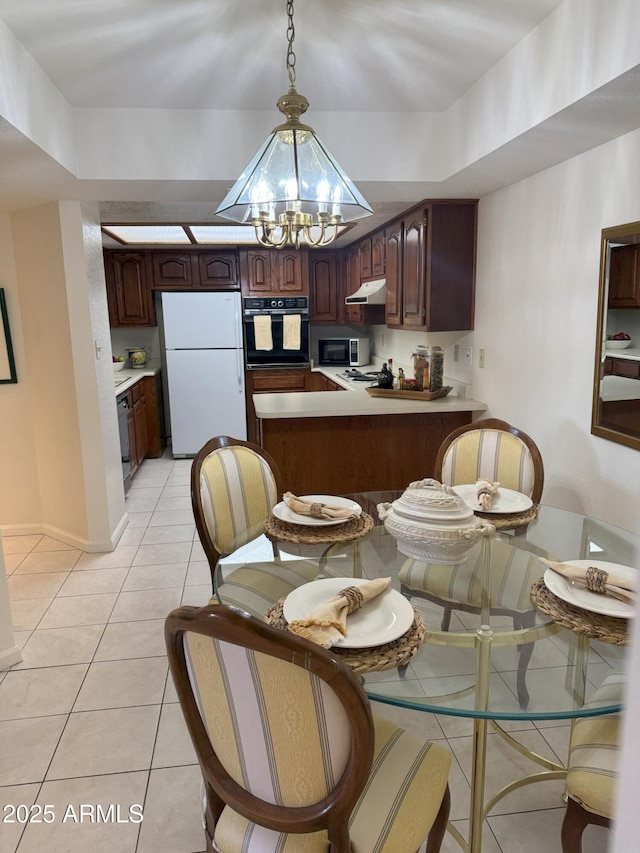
[389,478,475,524]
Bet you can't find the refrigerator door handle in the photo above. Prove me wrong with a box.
[237,347,244,391]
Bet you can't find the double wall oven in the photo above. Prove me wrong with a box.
[243,296,310,369]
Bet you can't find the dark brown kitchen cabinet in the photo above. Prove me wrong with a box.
[245,368,310,442]
[121,374,164,483]
[309,252,339,321]
[359,239,372,279]
[151,251,239,290]
[371,232,386,277]
[151,253,195,288]
[142,374,165,458]
[240,249,309,296]
[604,357,640,379]
[105,251,155,327]
[343,245,364,324]
[197,252,239,288]
[385,220,403,325]
[131,381,148,469]
[608,245,640,308]
[386,201,477,332]
[306,372,346,391]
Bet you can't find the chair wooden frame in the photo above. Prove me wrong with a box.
[434,417,545,504]
[190,435,283,589]
[561,796,611,853]
[165,603,451,853]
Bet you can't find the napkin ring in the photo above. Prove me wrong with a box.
[310,502,325,518]
[585,566,609,595]
[339,586,364,614]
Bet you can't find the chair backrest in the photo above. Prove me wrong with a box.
[191,436,282,567]
[435,418,544,503]
[165,603,375,845]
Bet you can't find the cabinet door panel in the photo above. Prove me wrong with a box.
[371,233,386,277]
[277,250,306,292]
[359,239,372,279]
[309,253,338,321]
[385,221,402,326]
[197,252,239,288]
[609,245,640,307]
[152,253,194,288]
[241,250,273,293]
[106,252,154,326]
[343,246,363,324]
[402,215,426,327]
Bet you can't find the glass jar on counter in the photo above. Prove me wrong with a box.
[429,346,444,392]
[412,349,429,391]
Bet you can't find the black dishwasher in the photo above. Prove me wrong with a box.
[116,392,132,492]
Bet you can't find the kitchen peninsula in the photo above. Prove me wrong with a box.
[254,367,487,494]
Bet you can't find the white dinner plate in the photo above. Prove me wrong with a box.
[272,495,362,527]
[283,577,415,648]
[543,560,636,619]
[452,484,533,514]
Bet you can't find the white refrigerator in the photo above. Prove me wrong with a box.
[159,291,247,456]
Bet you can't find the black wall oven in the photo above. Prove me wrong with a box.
[243,296,310,369]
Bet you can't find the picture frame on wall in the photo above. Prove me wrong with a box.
[0,288,18,384]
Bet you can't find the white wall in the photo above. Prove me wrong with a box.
[474,128,640,535]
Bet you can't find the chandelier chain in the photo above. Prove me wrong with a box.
[285,0,296,87]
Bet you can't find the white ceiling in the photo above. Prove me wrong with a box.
[1,0,639,246]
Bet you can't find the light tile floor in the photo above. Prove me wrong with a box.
[0,453,613,853]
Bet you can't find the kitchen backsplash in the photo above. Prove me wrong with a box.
[605,309,640,343]
[110,327,160,364]
[368,325,475,386]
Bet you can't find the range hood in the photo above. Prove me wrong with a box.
[345,278,386,305]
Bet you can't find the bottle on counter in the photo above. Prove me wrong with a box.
[397,367,405,390]
[377,362,394,389]
[429,346,444,392]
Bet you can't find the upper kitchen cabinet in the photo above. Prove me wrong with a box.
[309,251,339,322]
[608,244,640,308]
[240,248,309,296]
[371,232,386,278]
[197,252,239,289]
[387,201,477,331]
[105,251,155,327]
[151,251,239,290]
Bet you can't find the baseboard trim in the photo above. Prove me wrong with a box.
[0,516,130,554]
[0,645,22,671]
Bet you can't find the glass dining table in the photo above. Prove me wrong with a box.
[214,492,637,853]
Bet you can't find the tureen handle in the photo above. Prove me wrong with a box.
[377,502,392,520]
[460,521,496,540]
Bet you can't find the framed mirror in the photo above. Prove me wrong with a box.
[591,221,640,451]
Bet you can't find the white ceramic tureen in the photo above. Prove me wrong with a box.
[378,478,495,564]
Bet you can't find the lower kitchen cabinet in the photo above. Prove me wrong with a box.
[119,374,165,486]
[245,368,310,443]
[604,357,640,379]
[306,372,347,392]
[259,410,472,495]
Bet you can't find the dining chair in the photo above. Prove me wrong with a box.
[191,435,322,615]
[165,602,452,853]
[561,672,622,852]
[404,418,546,654]
[434,417,545,509]
[399,536,553,707]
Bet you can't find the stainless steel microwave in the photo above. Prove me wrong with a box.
[318,337,370,367]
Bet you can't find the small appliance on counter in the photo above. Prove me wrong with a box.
[318,337,370,367]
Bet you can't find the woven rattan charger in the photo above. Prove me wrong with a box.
[265,595,425,674]
[530,577,629,645]
[264,511,374,545]
[265,511,375,578]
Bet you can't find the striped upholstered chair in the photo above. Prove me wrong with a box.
[191,436,321,615]
[561,672,622,852]
[165,603,452,853]
[435,417,544,514]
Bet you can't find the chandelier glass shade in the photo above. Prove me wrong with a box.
[215,1,373,249]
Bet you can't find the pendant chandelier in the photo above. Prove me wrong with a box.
[215,0,373,249]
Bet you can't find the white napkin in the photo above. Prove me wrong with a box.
[283,314,301,350]
[283,492,359,520]
[254,315,273,350]
[541,559,636,605]
[288,578,391,647]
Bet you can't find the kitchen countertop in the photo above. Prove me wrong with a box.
[600,375,640,402]
[604,346,640,361]
[253,364,487,419]
[113,361,161,396]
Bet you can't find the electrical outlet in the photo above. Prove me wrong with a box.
[479,349,485,368]
[453,344,459,362]
[465,346,473,364]
[381,333,385,349]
